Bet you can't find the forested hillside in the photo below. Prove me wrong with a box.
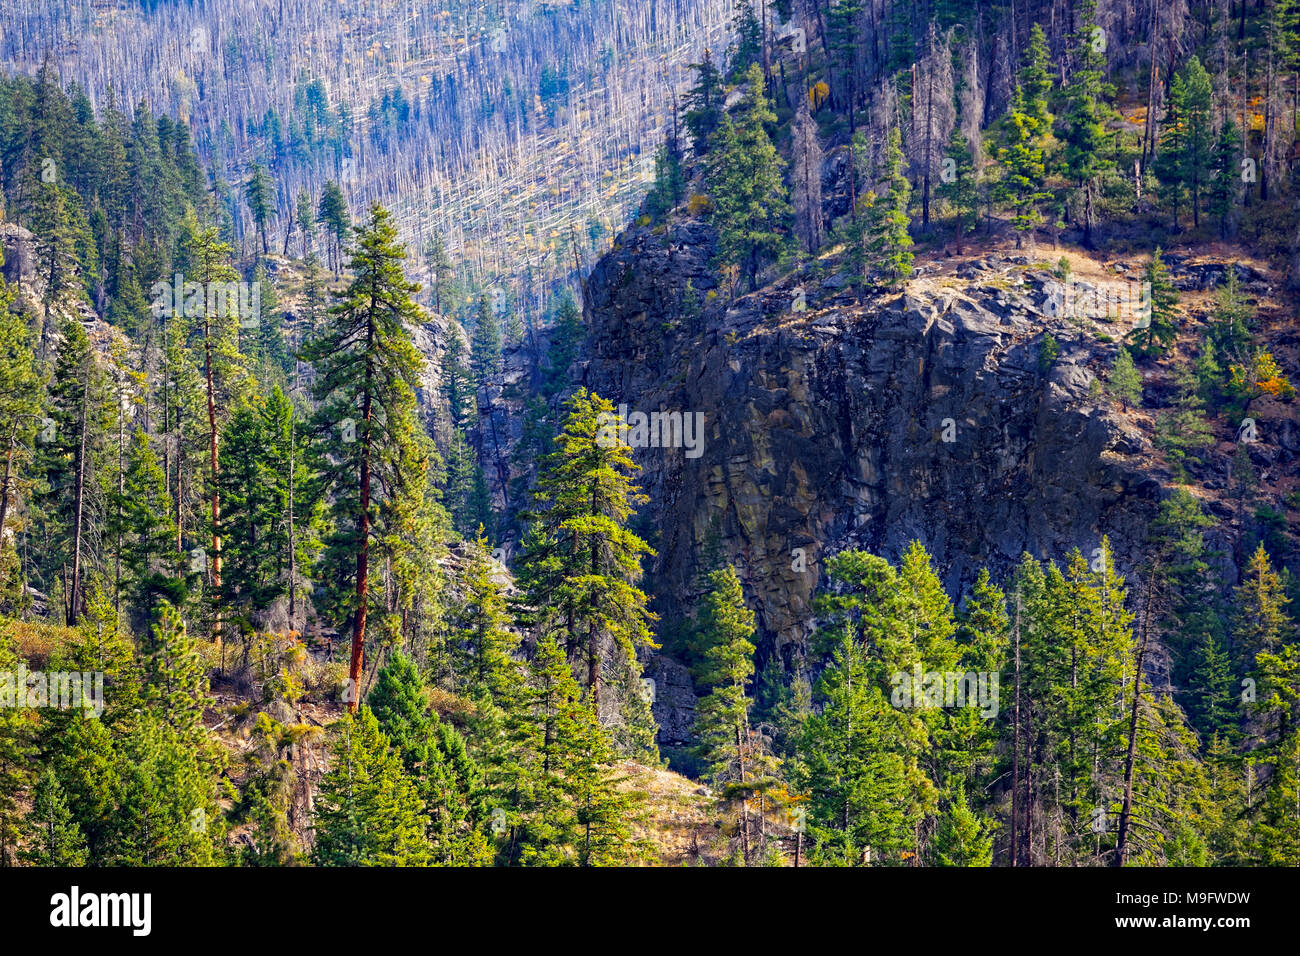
[0,0,1298,873]
[1,0,736,323]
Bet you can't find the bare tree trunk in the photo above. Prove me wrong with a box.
[67,366,90,625]
[1114,565,1159,866]
[205,318,222,646]
[349,339,375,714]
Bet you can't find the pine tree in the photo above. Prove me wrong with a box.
[793,634,916,865]
[1233,543,1293,669]
[301,203,428,712]
[928,785,992,866]
[0,281,40,570]
[704,63,791,291]
[725,2,762,80]
[182,220,245,647]
[1155,56,1214,230]
[693,565,763,862]
[470,292,502,387]
[21,769,89,866]
[107,429,185,620]
[294,187,315,258]
[312,707,433,866]
[1127,248,1179,359]
[1060,0,1115,245]
[451,534,519,699]
[316,180,350,276]
[518,388,657,721]
[1106,344,1142,410]
[369,652,490,864]
[245,162,273,256]
[424,234,454,315]
[34,315,107,625]
[0,625,35,864]
[858,126,914,287]
[936,129,977,254]
[683,49,724,156]
[1247,642,1300,864]
[995,86,1052,248]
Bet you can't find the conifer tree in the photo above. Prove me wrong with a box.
[518,388,656,720]
[316,180,350,277]
[1155,56,1214,229]
[858,126,914,287]
[693,565,763,862]
[0,625,34,864]
[107,429,185,619]
[704,63,791,291]
[369,652,491,864]
[35,315,107,624]
[928,785,993,866]
[301,203,428,711]
[1060,0,1115,245]
[1106,344,1142,409]
[0,281,40,567]
[683,49,724,156]
[1233,543,1293,669]
[1127,248,1178,359]
[245,162,273,256]
[313,707,433,866]
[471,292,503,387]
[936,129,977,254]
[20,769,89,866]
[793,634,916,865]
[451,534,519,699]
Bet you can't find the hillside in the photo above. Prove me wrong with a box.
[1,0,1299,880]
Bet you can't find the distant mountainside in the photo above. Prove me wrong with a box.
[2,0,735,313]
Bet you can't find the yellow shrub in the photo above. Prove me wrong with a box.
[687,193,712,216]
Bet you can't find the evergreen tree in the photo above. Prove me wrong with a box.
[245,161,273,256]
[316,180,350,276]
[312,707,433,866]
[793,634,916,865]
[1233,543,1293,669]
[518,388,657,722]
[693,566,765,862]
[1127,248,1178,359]
[1060,0,1115,245]
[450,534,519,699]
[725,2,763,80]
[20,769,89,866]
[369,652,490,864]
[683,49,724,156]
[936,129,977,254]
[301,203,428,712]
[471,292,502,387]
[704,64,791,291]
[857,125,914,286]
[0,282,41,572]
[1155,56,1214,230]
[928,785,993,866]
[1107,344,1142,409]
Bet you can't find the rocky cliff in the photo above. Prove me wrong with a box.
[569,221,1295,746]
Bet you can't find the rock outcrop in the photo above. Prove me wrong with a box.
[577,223,1169,743]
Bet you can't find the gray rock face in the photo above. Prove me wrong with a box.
[578,224,1165,737]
